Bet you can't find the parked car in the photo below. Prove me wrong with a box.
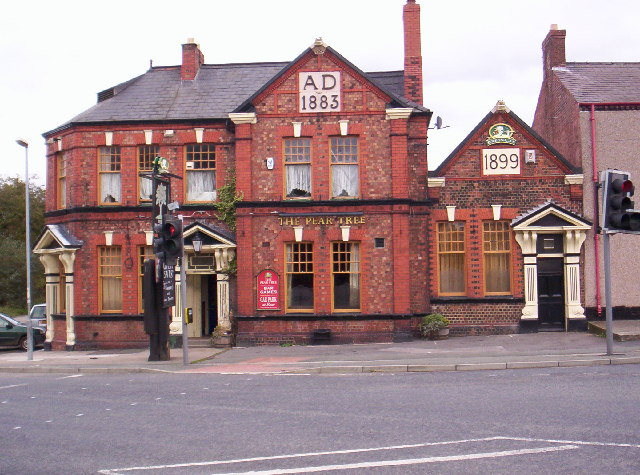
[0,313,45,351]
[29,303,47,330]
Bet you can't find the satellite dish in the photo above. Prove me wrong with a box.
[429,116,450,130]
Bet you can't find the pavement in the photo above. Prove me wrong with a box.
[1,320,640,375]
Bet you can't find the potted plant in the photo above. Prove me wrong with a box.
[418,313,450,340]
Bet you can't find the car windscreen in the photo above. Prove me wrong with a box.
[0,314,21,326]
[31,306,46,318]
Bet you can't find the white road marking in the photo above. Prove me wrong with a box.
[98,435,640,475]
[56,374,83,380]
[214,445,579,474]
[0,383,28,390]
[97,437,512,473]
[507,436,640,449]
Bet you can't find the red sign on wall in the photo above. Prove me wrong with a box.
[257,270,280,310]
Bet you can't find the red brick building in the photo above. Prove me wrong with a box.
[428,101,591,334]
[36,0,431,349]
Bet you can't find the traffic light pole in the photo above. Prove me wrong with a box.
[603,231,614,356]
[180,216,190,366]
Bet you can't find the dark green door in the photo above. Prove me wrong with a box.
[537,257,564,330]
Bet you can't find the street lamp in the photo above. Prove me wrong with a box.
[16,138,33,361]
[191,232,203,253]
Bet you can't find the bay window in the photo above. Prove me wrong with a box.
[330,136,359,198]
[483,221,511,294]
[186,144,216,202]
[332,241,360,311]
[285,242,314,311]
[138,145,158,202]
[99,246,122,313]
[99,146,121,204]
[284,138,312,198]
[437,222,466,295]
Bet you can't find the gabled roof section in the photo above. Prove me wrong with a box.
[45,42,429,137]
[554,62,640,103]
[183,221,236,247]
[511,200,591,229]
[233,45,429,114]
[33,225,84,252]
[431,101,579,175]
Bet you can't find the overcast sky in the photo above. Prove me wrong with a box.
[1,0,638,186]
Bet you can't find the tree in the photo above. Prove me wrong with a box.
[0,177,45,310]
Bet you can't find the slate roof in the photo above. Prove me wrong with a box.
[554,62,640,103]
[511,200,591,227]
[45,49,418,136]
[34,224,84,250]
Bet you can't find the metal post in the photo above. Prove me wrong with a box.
[603,231,614,356]
[16,139,33,361]
[179,216,189,366]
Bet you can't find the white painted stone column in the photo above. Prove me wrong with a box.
[170,261,183,335]
[38,253,60,345]
[564,229,587,322]
[214,248,235,332]
[59,252,76,349]
[515,231,539,320]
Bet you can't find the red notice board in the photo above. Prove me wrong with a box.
[257,270,280,310]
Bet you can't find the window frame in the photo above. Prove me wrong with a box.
[98,146,121,205]
[331,241,361,313]
[185,143,217,203]
[98,246,123,314]
[482,221,513,295]
[284,242,314,313]
[437,221,466,296]
[283,137,312,199]
[330,136,359,199]
[137,145,158,203]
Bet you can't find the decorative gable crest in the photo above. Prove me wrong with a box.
[486,123,516,146]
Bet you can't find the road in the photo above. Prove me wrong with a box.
[1,365,639,474]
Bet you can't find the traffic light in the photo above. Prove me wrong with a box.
[162,215,183,265]
[152,221,166,261]
[602,170,640,233]
[152,214,184,265]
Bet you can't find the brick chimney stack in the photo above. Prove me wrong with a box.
[181,38,204,80]
[403,0,423,104]
[542,25,566,78]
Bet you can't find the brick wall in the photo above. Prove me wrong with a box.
[430,301,522,336]
[236,315,418,345]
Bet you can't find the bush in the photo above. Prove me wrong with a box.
[418,313,450,338]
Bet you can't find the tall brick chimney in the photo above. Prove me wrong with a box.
[542,25,566,78]
[403,0,423,104]
[181,38,204,80]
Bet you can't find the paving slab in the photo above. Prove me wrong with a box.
[2,329,640,375]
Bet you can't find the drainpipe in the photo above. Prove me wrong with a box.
[583,102,640,318]
[589,104,602,317]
